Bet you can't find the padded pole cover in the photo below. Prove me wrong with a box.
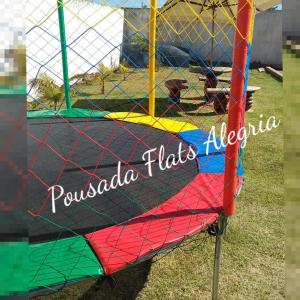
[223,0,254,216]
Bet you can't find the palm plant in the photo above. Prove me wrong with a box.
[97,63,112,94]
[30,73,63,110]
[118,62,130,81]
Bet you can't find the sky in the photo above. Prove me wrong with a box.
[118,0,166,8]
[97,1,282,10]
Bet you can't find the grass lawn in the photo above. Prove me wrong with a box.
[36,68,284,300]
[284,46,299,300]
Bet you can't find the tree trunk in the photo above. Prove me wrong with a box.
[101,80,105,94]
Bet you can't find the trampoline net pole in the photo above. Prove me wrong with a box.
[223,0,254,217]
[57,0,72,109]
[212,213,227,300]
[149,0,157,117]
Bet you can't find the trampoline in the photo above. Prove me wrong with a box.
[28,113,243,291]
[23,0,261,297]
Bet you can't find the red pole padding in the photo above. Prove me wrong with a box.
[223,0,254,217]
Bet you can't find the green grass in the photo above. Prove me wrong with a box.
[284,47,300,300]
[36,68,284,300]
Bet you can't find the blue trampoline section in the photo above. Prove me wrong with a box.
[179,130,244,176]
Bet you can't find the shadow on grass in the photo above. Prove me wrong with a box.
[73,97,215,119]
[79,260,153,300]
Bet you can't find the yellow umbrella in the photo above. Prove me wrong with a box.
[159,0,281,22]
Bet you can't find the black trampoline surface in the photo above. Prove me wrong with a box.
[28,118,198,243]
[0,96,27,240]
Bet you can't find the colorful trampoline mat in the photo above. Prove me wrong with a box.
[28,114,244,292]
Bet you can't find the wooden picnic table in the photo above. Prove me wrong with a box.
[206,86,261,114]
[189,65,232,101]
[189,65,232,88]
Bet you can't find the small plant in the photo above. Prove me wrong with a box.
[119,63,129,81]
[30,73,63,110]
[30,73,78,110]
[97,63,112,94]
[27,99,39,111]
[113,61,130,81]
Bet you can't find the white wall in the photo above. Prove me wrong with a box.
[26,0,124,95]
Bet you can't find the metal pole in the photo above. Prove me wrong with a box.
[213,1,254,297]
[149,0,157,117]
[223,0,254,217]
[57,0,72,109]
[212,213,227,300]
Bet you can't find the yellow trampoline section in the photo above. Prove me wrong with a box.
[105,112,198,133]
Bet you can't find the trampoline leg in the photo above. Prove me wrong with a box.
[212,214,227,300]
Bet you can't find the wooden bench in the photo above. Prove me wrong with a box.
[206,86,261,114]
[265,66,283,82]
[199,76,231,101]
[164,79,188,103]
[216,77,231,84]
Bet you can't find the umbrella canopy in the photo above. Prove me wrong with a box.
[158,0,281,23]
[157,0,281,66]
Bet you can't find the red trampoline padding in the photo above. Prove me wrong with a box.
[86,174,241,275]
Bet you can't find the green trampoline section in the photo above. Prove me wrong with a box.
[0,242,28,295]
[27,108,109,119]
[29,236,104,292]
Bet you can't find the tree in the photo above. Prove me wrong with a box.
[131,34,148,55]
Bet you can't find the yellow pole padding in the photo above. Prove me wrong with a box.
[149,0,157,117]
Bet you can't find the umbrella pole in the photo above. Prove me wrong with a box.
[210,6,215,67]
